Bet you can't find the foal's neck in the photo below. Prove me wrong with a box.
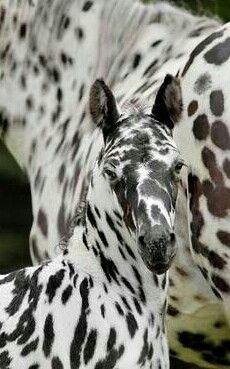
[67,190,168,308]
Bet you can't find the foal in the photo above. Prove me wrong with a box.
[0,76,183,368]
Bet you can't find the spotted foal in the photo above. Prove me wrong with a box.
[0,76,183,368]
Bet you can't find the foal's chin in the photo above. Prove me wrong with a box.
[141,253,175,275]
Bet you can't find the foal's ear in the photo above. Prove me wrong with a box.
[89,79,119,140]
[151,74,182,130]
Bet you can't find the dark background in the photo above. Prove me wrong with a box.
[0,0,229,272]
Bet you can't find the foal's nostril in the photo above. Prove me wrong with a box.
[138,236,146,247]
[170,233,175,243]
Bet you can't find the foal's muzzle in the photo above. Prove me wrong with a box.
[138,225,176,274]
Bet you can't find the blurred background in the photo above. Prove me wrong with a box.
[0,0,229,274]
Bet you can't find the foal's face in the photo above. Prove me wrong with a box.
[89,75,183,274]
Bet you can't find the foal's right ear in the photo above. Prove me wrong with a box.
[152,74,182,130]
[89,79,119,140]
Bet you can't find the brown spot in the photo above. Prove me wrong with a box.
[37,208,48,237]
[201,147,223,184]
[192,114,210,140]
[210,90,224,117]
[217,230,230,248]
[223,158,230,179]
[188,174,205,253]
[211,120,230,150]
[194,294,208,302]
[202,179,230,218]
[212,274,230,293]
[187,100,198,116]
[176,266,189,277]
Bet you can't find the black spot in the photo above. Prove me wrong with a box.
[82,1,93,11]
[87,204,97,228]
[70,278,89,368]
[46,269,65,303]
[208,251,226,270]
[143,59,158,77]
[58,164,66,184]
[138,329,149,366]
[0,350,11,368]
[98,230,108,248]
[178,331,209,351]
[19,23,27,38]
[212,274,230,293]
[94,344,124,369]
[107,328,116,351]
[43,314,54,358]
[167,305,180,317]
[52,356,64,369]
[79,84,85,102]
[75,27,84,40]
[126,312,138,338]
[204,37,230,65]
[133,54,141,69]
[4,270,29,316]
[100,304,105,318]
[217,230,230,247]
[61,285,73,304]
[133,297,142,315]
[57,87,63,103]
[151,40,162,47]
[99,251,119,284]
[115,302,124,316]
[121,277,135,294]
[21,337,39,356]
[83,329,97,365]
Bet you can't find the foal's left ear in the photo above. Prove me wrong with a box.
[89,79,119,140]
[152,74,182,130]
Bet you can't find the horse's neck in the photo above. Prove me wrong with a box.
[0,0,105,170]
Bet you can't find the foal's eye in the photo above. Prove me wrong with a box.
[173,161,184,182]
[104,169,117,182]
[175,162,184,173]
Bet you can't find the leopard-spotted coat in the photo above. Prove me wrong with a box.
[0,0,229,368]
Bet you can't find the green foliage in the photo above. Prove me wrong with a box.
[144,0,229,22]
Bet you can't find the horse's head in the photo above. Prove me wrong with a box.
[88,75,183,274]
